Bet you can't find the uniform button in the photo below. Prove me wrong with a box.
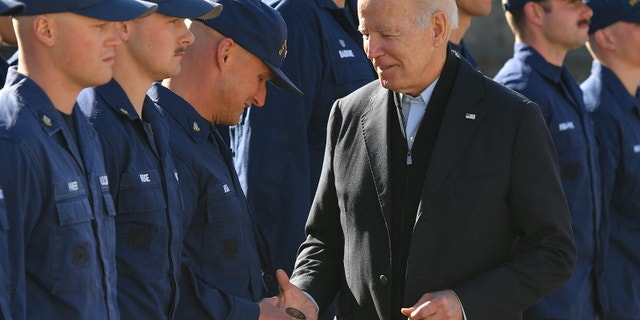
[379,274,388,285]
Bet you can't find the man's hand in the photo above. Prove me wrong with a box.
[258,296,287,319]
[400,290,463,320]
[276,269,319,320]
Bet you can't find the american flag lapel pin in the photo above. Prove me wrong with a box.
[465,113,476,120]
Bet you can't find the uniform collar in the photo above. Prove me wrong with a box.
[513,42,565,85]
[514,42,586,108]
[95,78,140,121]
[4,68,66,136]
[147,82,212,144]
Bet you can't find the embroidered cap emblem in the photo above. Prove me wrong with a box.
[278,39,288,58]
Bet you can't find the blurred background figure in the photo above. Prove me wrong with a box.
[0,0,22,85]
[494,0,603,318]
[581,0,640,318]
[229,0,375,290]
[0,3,25,319]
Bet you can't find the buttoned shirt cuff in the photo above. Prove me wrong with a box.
[302,291,320,314]
[452,290,468,320]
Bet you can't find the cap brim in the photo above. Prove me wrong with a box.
[74,0,157,21]
[266,62,302,95]
[156,0,222,19]
[0,0,24,15]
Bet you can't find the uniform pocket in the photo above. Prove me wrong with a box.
[117,170,167,214]
[202,181,250,284]
[52,178,100,294]
[115,170,168,278]
[325,37,372,85]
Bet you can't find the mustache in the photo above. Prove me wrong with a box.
[175,47,187,55]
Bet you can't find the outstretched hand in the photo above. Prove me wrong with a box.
[276,269,319,320]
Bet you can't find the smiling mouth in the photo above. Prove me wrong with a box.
[376,65,392,73]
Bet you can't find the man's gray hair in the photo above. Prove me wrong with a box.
[415,0,459,30]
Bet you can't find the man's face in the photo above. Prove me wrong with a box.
[51,12,121,89]
[214,44,272,125]
[609,21,640,71]
[358,0,444,96]
[538,0,592,51]
[125,13,195,82]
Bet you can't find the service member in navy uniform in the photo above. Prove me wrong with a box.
[581,0,640,318]
[149,0,316,318]
[494,0,603,318]
[0,0,23,86]
[0,0,156,319]
[76,1,221,319]
[229,0,375,290]
[0,2,25,318]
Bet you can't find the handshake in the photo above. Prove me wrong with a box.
[258,269,319,320]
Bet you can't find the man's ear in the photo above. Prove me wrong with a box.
[117,21,130,42]
[431,11,449,48]
[33,15,54,47]
[523,1,546,28]
[594,28,616,51]
[216,37,235,67]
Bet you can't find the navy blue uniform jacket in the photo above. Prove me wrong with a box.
[0,68,118,319]
[582,61,640,319]
[495,43,602,319]
[149,83,265,320]
[78,79,183,319]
